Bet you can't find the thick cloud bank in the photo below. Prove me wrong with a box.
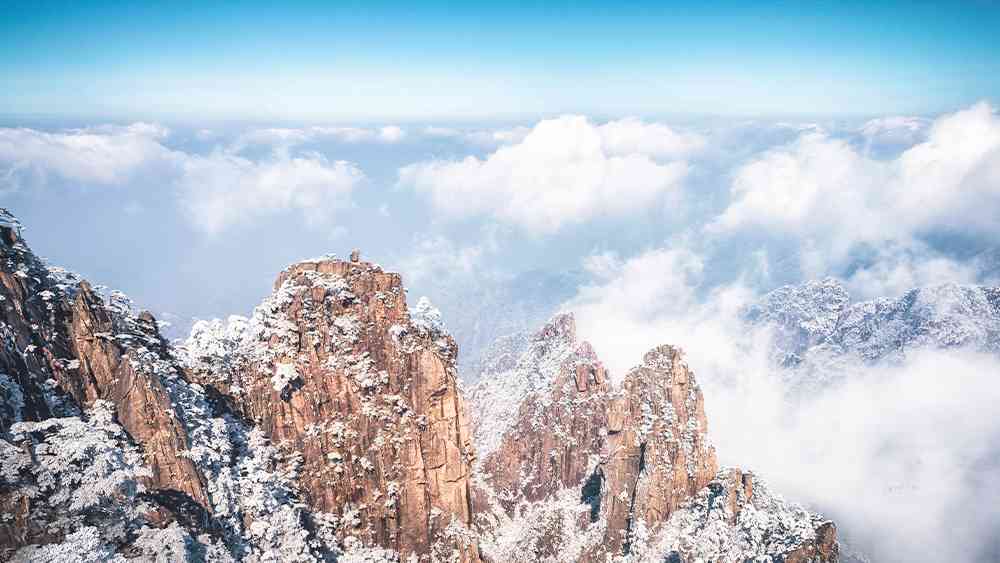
[714,102,1000,273]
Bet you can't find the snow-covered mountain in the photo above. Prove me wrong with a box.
[467,314,838,562]
[0,212,476,562]
[747,277,1000,370]
[0,209,840,562]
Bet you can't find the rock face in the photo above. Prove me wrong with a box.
[184,257,480,561]
[470,314,836,563]
[0,208,840,562]
[479,318,609,508]
[652,469,839,563]
[0,210,480,562]
[601,345,718,556]
[0,216,212,552]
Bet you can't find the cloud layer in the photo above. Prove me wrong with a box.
[178,150,364,235]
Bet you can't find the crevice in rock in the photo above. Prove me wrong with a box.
[580,467,604,523]
[623,441,647,555]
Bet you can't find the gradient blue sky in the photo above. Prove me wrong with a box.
[3,1,999,120]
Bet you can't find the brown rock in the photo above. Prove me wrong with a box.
[0,221,212,551]
[67,282,209,507]
[481,338,609,508]
[601,345,718,556]
[476,318,718,561]
[189,257,480,561]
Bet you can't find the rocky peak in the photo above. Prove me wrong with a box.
[602,344,718,556]
[0,214,209,510]
[0,213,481,561]
[472,314,836,562]
[0,213,247,558]
[467,312,596,462]
[184,254,480,561]
[651,468,838,563]
[0,208,841,562]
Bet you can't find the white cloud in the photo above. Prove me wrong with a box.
[859,115,930,148]
[377,125,405,143]
[581,250,624,280]
[711,131,889,259]
[419,125,531,147]
[476,126,532,146]
[235,125,407,149]
[566,245,707,377]
[0,123,176,192]
[712,102,1000,273]
[177,150,364,235]
[421,126,462,138]
[0,122,366,235]
[399,115,698,234]
[891,102,1000,236]
[598,117,706,158]
[233,127,312,149]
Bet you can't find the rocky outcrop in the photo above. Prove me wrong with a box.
[653,469,838,563]
[0,208,840,562]
[184,256,480,561]
[0,215,212,553]
[602,345,718,556]
[746,277,1000,368]
[480,327,609,508]
[471,314,836,563]
[66,282,210,508]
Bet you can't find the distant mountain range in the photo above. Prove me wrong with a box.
[746,277,1000,371]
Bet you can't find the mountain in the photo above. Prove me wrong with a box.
[0,212,477,562]
[747,277,1000,370]
[0,209,839,562]
[181,255,480,561]
[468,314,838,562]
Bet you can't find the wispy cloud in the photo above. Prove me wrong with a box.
[177,150,364,235]
[0,123,176,192]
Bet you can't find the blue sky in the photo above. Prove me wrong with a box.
[3,1,999,119]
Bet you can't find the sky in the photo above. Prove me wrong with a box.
[3,3,1000,561]
[3,1,1000,120]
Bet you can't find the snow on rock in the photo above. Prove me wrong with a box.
[649,469,838,563]
[181,255,481,562]
[748,278,1000,380]
[410,296,445,332]
[467,313,583,461]
[271,361,301,394]
[0,211,329,562]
